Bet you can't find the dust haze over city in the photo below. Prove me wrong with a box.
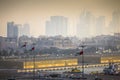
[0,0,120,38]
[0,0,120,80]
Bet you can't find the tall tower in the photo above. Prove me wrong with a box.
[23,23,30,37]
[7,22,14,38]
[13,24,19,38]
[18,23,30,37]
[46,16,68,37]
[77,10,95,38]
[96,16,106,35]
[112,9,120,33]
[7,21,18,38]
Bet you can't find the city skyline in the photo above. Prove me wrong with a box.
[7,22,30,38]
[0,0,120,37]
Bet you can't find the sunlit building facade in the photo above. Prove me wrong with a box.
[24,58,78,69]
[0,57,78,69]
[101,56,120,63]
[1,55,120,70]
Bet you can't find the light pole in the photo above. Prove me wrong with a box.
[21,42,27,73]
[79,45,86,79]
[30,45,35,80]
[24,47,26,73]
[33,49,35,80]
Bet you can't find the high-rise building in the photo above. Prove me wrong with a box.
[96,16,106,35]
[18,23,30,37]
[7,22,30,38]
[111,9,120,33]
[23,23,30,37]
[46,16,68,36]
[14,24,19,38]
[17,24,22,37]
[7,22,14,38]
[77,10,95,38]
[7,22,18,38]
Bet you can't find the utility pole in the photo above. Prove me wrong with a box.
[24,46,27,73]
[79,45,86,79]
[30,44,35,80]
[22,42,27,73]
[81,45,85,78]
[33,51,35,80]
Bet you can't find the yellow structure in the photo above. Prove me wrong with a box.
[101,56,120,63]
[71,68,81,72]
[24,58,78,69]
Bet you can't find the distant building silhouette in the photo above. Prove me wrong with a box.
[46,16,68,36]
[112,9,120,33]
[19,23,30,37]
[96,16,106,35]
[7,21,18,38]
[7,22,30,38]
[77,10,95,38]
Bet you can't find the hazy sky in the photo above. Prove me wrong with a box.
[0,0,120,37]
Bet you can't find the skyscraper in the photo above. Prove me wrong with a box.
[77,10,95,38]
[46,16,68,36]
[111,9,120,33]
[7,22,18,38]
[23,23,30,37]
[14,24,19,38]
[7,22,30,38]
[7,22,14,38]
[18,23,30,37]
[96,16,106,35]
[17,24,22,37]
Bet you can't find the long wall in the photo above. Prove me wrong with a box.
[101,56,120,63]
[24,58,78,69]
[1,55,120,69]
